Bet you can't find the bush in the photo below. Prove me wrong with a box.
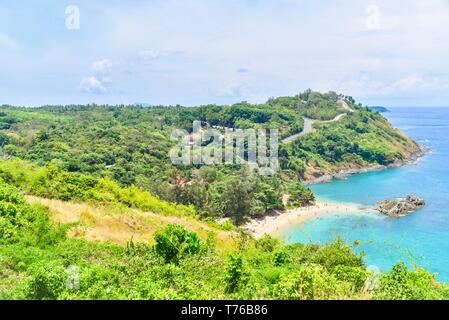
[332,265,368,291]
[224,254,249,293]
[132,264,198,299]
[0,183,24,204]
[373,263,449,300]
[272,265,343,300]
[153,224,202,264]
[311,238,364,270]
[273,250,290,266]
[255,234,282,252]
[26,261,67,300]
[0,216,17,241]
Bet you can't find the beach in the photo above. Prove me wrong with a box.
[244,200,371,238]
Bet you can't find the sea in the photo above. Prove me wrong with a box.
[280,107,449,281]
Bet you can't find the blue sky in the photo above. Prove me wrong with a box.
[1,0,449,107]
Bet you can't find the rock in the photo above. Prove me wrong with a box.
[375,195,425,217]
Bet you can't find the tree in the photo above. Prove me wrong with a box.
[219,177,253,224]
[287,182,315,207]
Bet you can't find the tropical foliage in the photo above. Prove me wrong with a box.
[0,91,436,300]
[0,184,446,300]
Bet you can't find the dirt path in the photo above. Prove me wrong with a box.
[338,99,354,112]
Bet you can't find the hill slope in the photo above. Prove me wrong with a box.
[0,90,421,222]
[0,91,445,301]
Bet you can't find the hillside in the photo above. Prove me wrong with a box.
[0,90,421,223]
[0,91,445,300]
[1,178,447,300]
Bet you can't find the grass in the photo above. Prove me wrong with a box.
[25,195,237,250]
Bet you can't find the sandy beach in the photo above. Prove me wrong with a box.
[243,200,372,238]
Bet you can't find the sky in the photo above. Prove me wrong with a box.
[1,0,449,107]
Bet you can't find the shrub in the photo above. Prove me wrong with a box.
[272,265,342,300]
[0,183,24,204]
[0,216,17,242]
[153,224,201,264]
[273,250,290,266]
[255,234,282,252]
[311,238,364,270]
[332,265,368,291]
[373,263,449,300]
[26,261,67,300]
[224,254,249,293]
[132,264,198,299]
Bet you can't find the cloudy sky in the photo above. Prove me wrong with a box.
[1,0,449,107]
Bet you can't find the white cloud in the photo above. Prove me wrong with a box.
[79,59,115,94]
[98,0,449,105]
[4,0,449,105]
[330,73,449,100]
[391,75,424,91]
[101,76,113,84]
[390,74,449,92]
[92,59,113,73]
[236,68,249,74]
[332,75,386,97]
[78,76,108,94]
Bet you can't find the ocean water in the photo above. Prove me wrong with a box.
[281,107,449,281]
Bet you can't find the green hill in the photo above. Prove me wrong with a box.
[0,90,420,222]
[0,90,444,300]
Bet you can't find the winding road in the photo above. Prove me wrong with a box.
[281,100,353,144]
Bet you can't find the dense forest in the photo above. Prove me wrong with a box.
[0,90,439,300]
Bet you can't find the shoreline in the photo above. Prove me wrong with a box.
[244,145,429,238]
[302,144,428,185]
[243,200,374,238]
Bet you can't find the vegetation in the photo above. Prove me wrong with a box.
[0,90,418,223]
[0,182,446,299]
[0,90,436,300]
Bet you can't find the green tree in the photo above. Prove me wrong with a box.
[220,177,253,224]
[287,182,315,207]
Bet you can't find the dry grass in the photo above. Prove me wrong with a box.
[25,195,236,250]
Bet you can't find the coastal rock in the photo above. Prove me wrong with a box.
[375,195,425,217]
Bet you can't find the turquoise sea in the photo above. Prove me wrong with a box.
[281,107,449,281]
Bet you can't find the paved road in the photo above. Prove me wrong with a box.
[281,100,353,144]
[281,117,315,143]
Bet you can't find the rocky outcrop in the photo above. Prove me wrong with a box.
[375,195,425,217]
